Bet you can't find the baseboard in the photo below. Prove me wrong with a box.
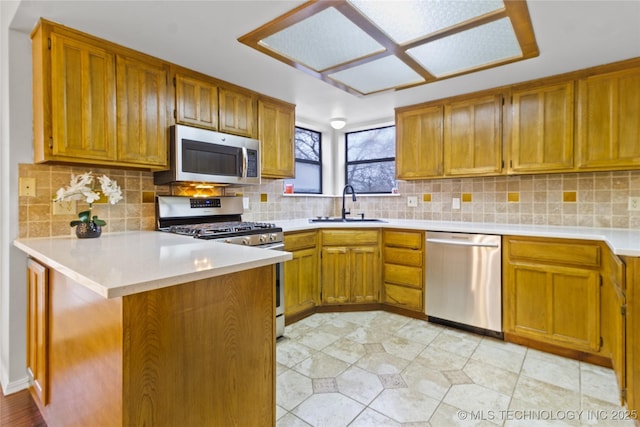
[1,375,29,395]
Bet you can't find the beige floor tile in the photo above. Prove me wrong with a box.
[507,397,579,427]
[394,318,443,345]
[443,383,511,421]
[470,338,526,374]
[579,362,621,405]
[512,375,581,410]
[336,365,384,405]
[315,317,360,337]
[276,412,313,427]
[381,334,428,361]
[293,351,350,378]
[277,369,313,411]
[349,408,402,426]
[368,311,412,334]
[277,338,315,368]
[355,350,411,375]
[429,328,482,358]
[579,395,638,426]
[295,328,341,351]
[521,349,580,391]
[428,402,498,427]
[369,388,440,423]
[322,337,367,364]
[418,345,469,371]
[463,358,519,396]
[345,325,395,344]
[292,393,365,426]
[402,358,452,401]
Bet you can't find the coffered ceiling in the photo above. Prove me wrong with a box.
[8,0,640,129]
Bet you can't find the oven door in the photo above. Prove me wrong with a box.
[261,242,285,338]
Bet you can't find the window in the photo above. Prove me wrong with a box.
[345,125,396,193]
[284,127,322,194]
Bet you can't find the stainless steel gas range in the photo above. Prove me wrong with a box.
[156,195,285,337]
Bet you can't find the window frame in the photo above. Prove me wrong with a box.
[285,126,323,195]
[345,124,396,194]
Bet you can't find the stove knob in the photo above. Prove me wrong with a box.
[270,233,278,241]
[242,237,250,245]
[260,234,268,243]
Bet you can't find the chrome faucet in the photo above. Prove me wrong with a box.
[341,184,357,221]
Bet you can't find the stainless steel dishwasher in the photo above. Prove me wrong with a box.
[425,231,502,338]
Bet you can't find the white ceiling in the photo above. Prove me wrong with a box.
[9,0,640,130]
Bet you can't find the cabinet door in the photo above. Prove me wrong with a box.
[510,82,574,173]
[259,98,295,178]
[505,262,600,351]
[27,258,48,405]
[284,247,318,317]
[321,247,350,304]
[219,86,257,138]
[50,32,117,161]
[577,68,640,170]
[175,74,218,130]
[350,246,379,303]
[444,95,502,176]
[395,105,443,179]
[116,55,168,167]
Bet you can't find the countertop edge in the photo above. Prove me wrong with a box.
[278,219,640,257]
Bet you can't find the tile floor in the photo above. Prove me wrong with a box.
[275,311,637,427]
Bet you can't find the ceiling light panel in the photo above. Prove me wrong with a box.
[347,0,505,44]
[407,17,522,77]
[328,55,425,94]
[259,7,385,72]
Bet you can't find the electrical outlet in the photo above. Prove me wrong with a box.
[452,197,461,210]
[407,196,418,207]
[629,197,640,211]
[19,177,36,197]
[53,200,76,215]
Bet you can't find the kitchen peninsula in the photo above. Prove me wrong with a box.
[14,231,291,427]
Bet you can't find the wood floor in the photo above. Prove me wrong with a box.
[1,389,46,426]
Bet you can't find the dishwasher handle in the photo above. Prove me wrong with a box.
[426,237,500,248]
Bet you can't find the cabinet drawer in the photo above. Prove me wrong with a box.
[384,247,423,267]
[383,230,423,249]
[384,263,422,288]
[285,231,317,251]
[321,230,379,246]
[507,237,601,268]
[384,283,423,311]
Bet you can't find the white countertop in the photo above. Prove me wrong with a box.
[278,219,640,257]
[14,231,292,299]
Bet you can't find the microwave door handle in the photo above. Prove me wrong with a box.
[241,147,248,178]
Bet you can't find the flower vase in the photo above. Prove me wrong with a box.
[75,222,102,239]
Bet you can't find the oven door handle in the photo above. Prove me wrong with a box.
[260,242,285,251]
[241,147,248,178]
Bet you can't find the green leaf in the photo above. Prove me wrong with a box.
[92,216,106,226]
[77,210,91,222]
[70,220,82,227]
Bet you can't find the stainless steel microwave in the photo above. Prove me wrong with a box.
[154,125,261,185]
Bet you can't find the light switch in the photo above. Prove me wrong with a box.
[243,197,250,210]
[407,196,418,207]
[452,197,461,210]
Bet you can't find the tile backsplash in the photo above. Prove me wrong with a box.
[18,163,640,239]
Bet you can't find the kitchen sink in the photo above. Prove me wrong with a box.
[309,217,386,223]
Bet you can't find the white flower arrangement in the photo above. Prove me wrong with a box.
[53,172,123,227]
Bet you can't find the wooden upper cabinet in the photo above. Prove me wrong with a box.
[259,97,295,178]
[218,86,257,138]
[395,105,443,179]
[444,94,503,177]
[509,81,574,173]
[576,67,640,170]
[49,32,117,161]
[175,73,218,130]
[116,54,168,167]
[32,19,168,169]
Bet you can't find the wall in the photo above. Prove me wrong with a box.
[18,165,640,239]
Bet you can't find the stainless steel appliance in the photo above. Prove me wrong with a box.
[156,196,285,337]
[154,124,261,186]
[425,231,502,338]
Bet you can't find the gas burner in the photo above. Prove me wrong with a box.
[168,221,278,238]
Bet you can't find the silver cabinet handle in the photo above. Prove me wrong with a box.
[426,238,500,248]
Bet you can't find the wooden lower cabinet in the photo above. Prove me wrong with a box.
[503,236,603,353]
[28,263,276,427]
[382,229,425,312]
[320,230,380,305]
[284,231,319,320]
[26,258,48,407]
